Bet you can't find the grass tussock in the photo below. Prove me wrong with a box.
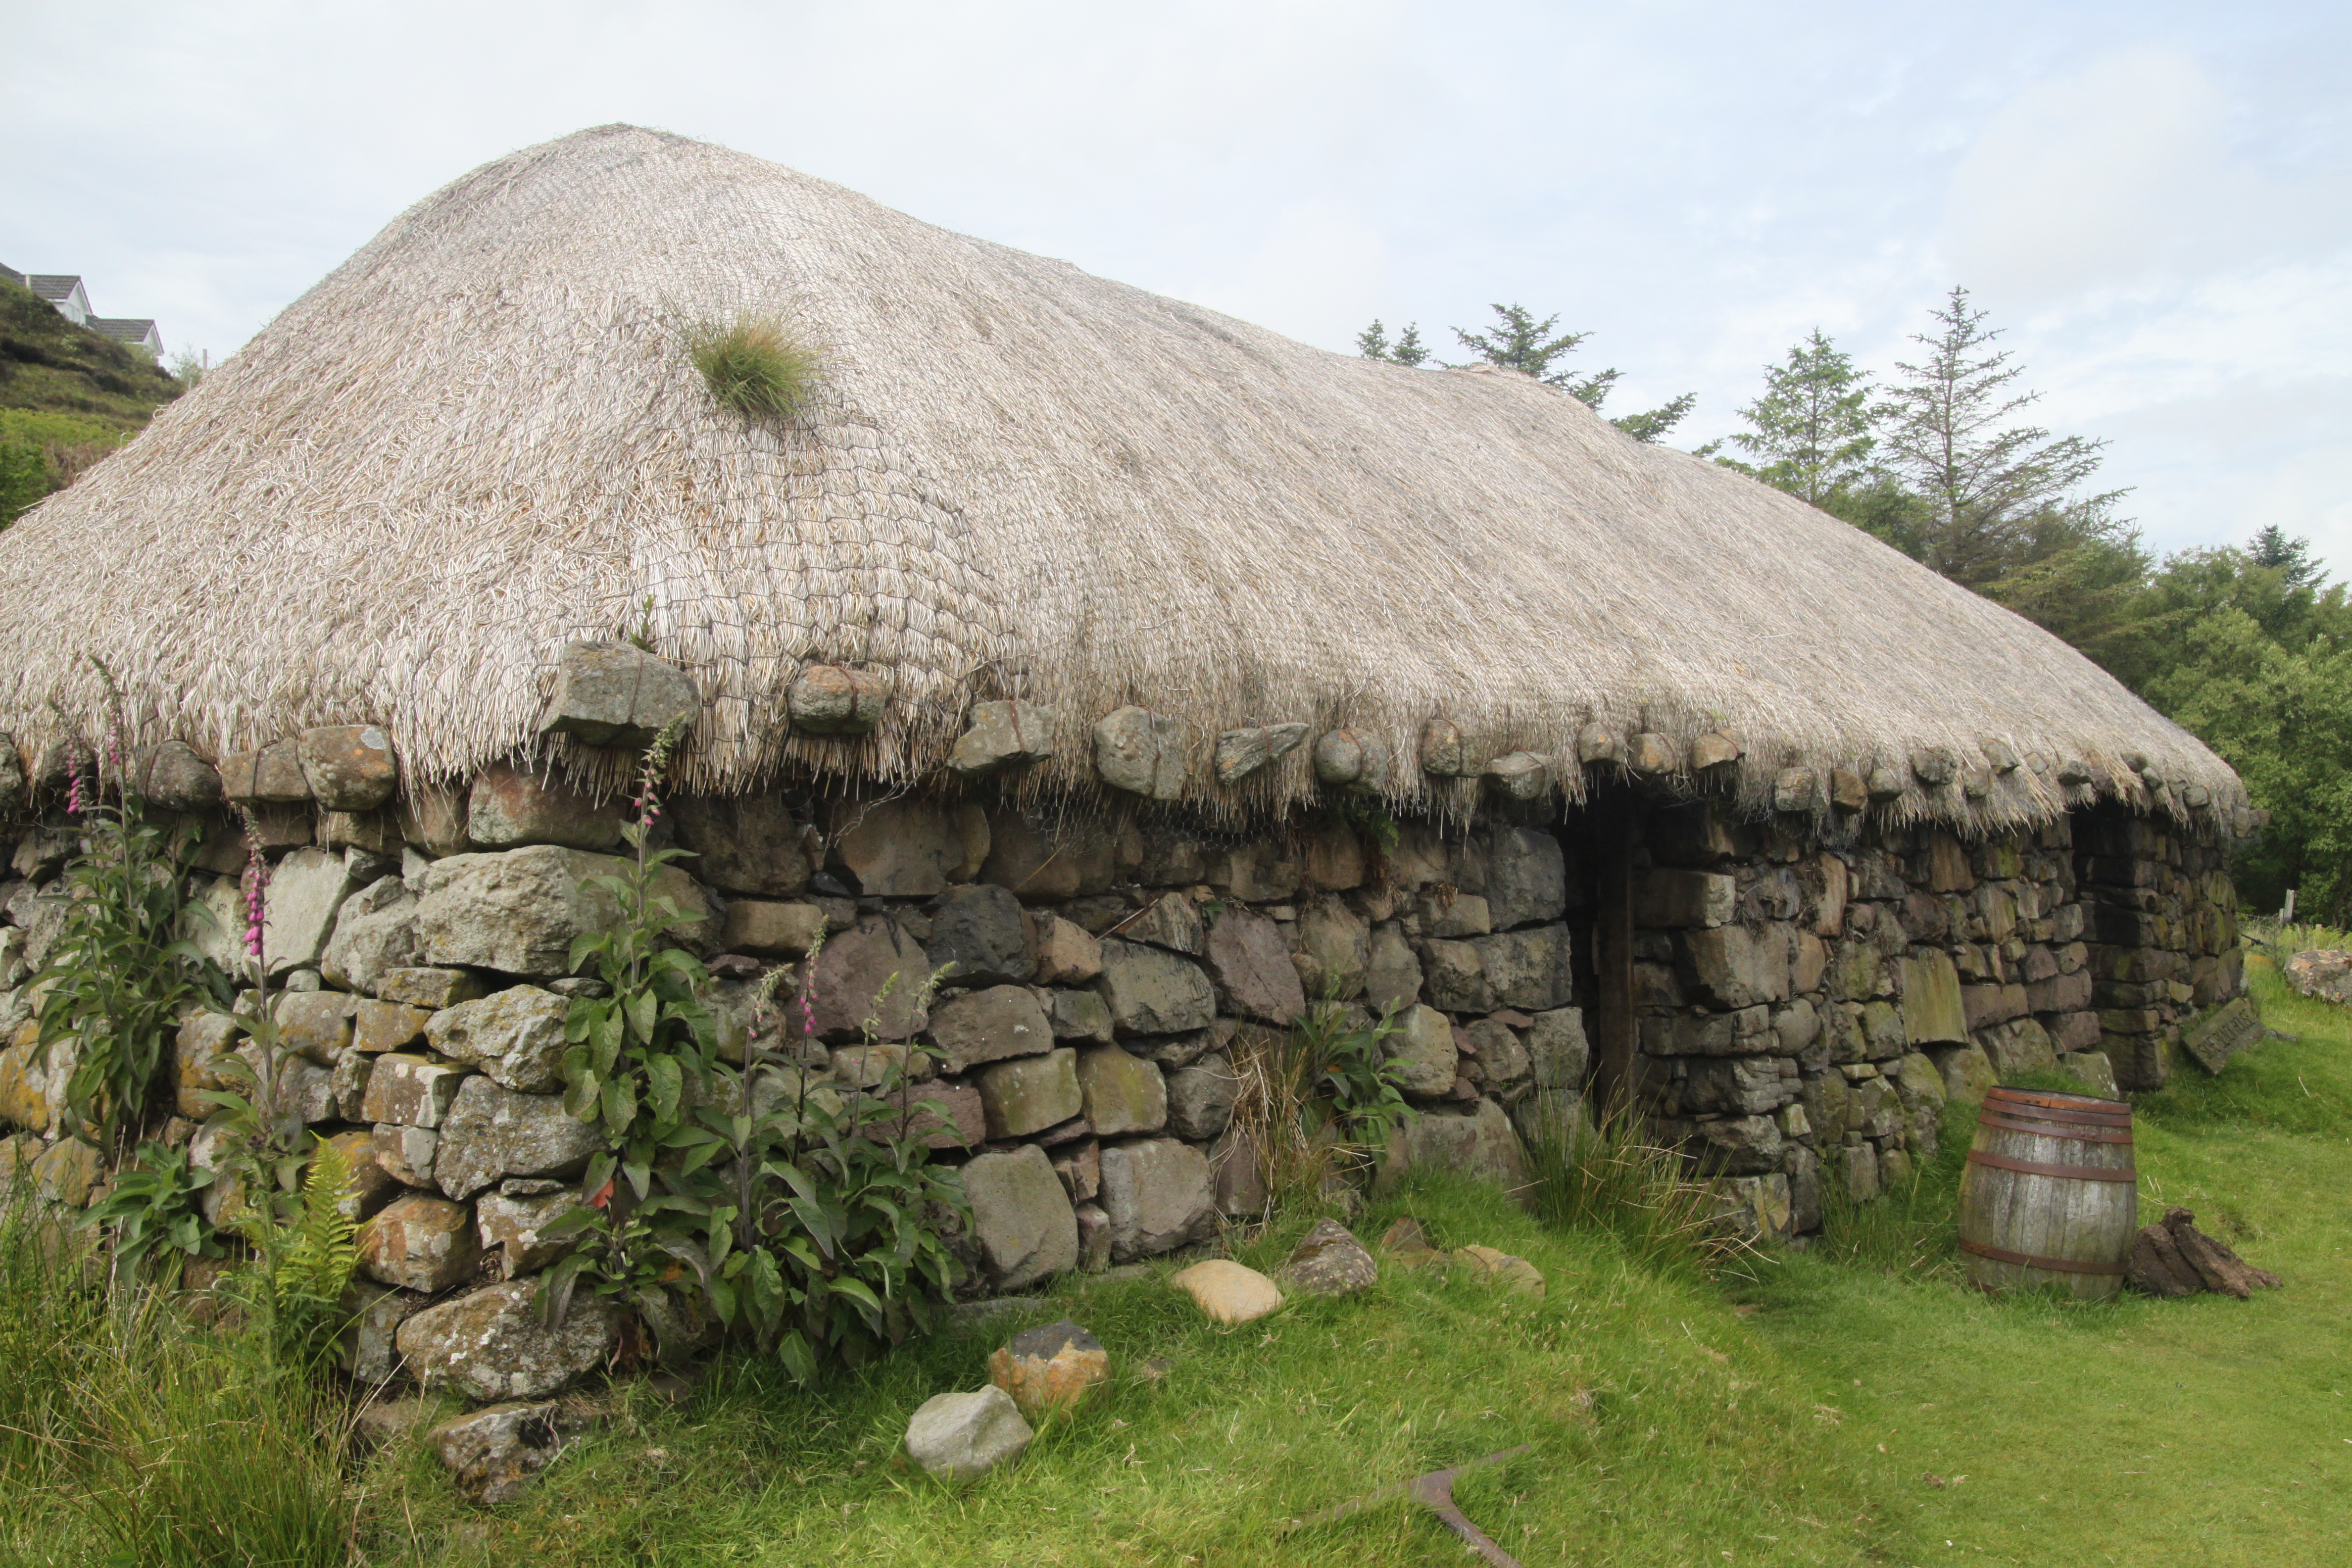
[0,1207,358,1568]
[1225,1000,1413,1214]
[1807,1095,1973,1278]
[1519,1094,1762,1283]
[686,314,822,420]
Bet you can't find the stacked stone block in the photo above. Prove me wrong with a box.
[2075,808,2242,1090]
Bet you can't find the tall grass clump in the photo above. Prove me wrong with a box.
[1520,1095,1760,1281]
[1226,998,1412,1212]
[1809,1097,1973,1277]
[0,1204,355,1568]
[0,1203,105,1492]
[686,313,822,420]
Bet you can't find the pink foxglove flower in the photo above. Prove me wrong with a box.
[242,841,271,960]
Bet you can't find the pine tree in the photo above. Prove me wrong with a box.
[1447,303,1694,442]
[2248,524,2323,589]
[1874,286,2125,590]
[1356,319,1429,367]
[1450,304,1615,404]
[1612,394,1698,445]
[1728,329,1876,505]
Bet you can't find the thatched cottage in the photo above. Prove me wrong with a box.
[0,127,2248,1384]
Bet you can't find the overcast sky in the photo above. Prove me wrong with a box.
[5,1,2346,570]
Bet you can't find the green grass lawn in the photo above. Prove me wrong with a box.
[6,957,2346,1566]
[1746,950,2352,1567]
[381,1180,1883,1567]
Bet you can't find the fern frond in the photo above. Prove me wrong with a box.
[277,1135,359,1314]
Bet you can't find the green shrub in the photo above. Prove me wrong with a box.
[0,439,45,528]
[686,314,822,420]
[80,1140,219,1282]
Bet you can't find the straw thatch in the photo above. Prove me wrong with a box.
[0,125,2244,833]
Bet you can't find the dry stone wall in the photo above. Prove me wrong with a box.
[0,760,1585,1403]
[0,717,2244,1399]
[1628,799,2241,1241]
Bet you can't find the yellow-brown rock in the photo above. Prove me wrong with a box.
[1172,1258,1284,1324]
[987,1319,1109,1421]
[1451,1243,1545,1296]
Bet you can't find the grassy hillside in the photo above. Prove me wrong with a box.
[0,276,183,526]
[0,277,181,430]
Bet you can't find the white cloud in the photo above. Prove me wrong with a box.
[1943,47,2239,301]
[5,1,2349,575]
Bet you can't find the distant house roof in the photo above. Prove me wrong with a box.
[28,274,92,324]
[12,270,159,349]
[91,317,163,354]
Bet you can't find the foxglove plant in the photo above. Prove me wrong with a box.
[556,718,719,1200]
[542,857,971,1378]
[198,814,365,1366]
[32,667,216,1160]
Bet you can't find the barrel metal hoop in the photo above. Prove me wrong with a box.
[1980,1097,2133,1127]
[1965,1149,2137,1183]
[1959,1238,2127,1276]
[1985,1088,2129,1116]
[1973,1114,2135,1144]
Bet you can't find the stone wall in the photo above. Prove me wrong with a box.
[0,759,1586,1397]
[1626,798,2241,1240]
[0,737,2244,1395]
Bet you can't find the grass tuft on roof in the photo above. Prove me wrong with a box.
[687,314,820,421]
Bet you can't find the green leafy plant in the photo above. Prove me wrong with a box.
[1331,796,1400,853]
[559,721,719,1202]
[1230,997,1416,1209]
[687,314,822,421]
[33,695,219,1159]
[544,932,970,1384]
[81,1140,219,1281]
[1292,998,1415,1151]
[258,1135,363,1363]
[697,952,968,1384]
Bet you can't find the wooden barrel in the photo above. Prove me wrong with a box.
[1956,1086,2137,1301]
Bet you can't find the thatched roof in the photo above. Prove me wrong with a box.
[0,125,2245,833]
